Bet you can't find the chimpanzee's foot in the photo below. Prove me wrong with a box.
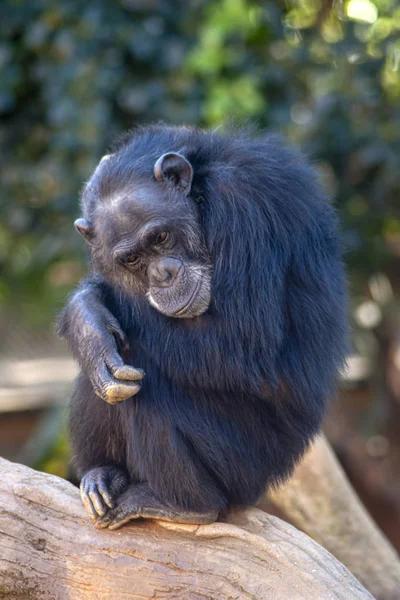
[95,483,219,530]
[80,466,129,520]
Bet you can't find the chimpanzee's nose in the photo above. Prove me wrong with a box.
[148,258,183,288]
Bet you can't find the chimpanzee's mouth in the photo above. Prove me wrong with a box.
[173,277,203,317]
[148,271,211,319]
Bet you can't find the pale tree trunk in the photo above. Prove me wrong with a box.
[269,435,400,600]
[0,458,372,600]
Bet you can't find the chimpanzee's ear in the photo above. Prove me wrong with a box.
[154,152,193,196]
[74,218,94,244]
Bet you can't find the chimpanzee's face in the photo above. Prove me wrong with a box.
[75,153,212,319]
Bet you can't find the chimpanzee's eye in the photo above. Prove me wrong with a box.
[125,254,140,266]
[155,231,170,245]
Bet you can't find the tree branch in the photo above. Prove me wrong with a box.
[0,458,371,600]
[269,435,400,600]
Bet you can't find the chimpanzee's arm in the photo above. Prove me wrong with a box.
[58,276,145,403]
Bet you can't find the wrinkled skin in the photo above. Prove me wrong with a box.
[80,151,212,321]
[59,287,145,404]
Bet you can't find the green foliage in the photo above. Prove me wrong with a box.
[188,0,400,281]
[1,0,399,324]
[0,0,205,322]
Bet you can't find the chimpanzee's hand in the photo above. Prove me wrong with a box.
[79,304,145,404]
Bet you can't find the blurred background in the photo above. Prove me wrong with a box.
[1,0,400,550]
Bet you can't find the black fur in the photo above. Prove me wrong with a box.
[61,125,348,515]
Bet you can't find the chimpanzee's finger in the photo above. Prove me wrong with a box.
[95,514,112,528]
[96,506,141,530]
[80,481,98,520]
[93,381,141,404]
[88,487,107,517]
[104,381,141,403]
[92,365,141,404]
[96,468,129,508]
[97,479,115,508]
[103,348,145,381]
[110,364,145,381]
[108,515,139,530]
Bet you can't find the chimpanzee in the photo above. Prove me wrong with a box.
[59,124,347,530]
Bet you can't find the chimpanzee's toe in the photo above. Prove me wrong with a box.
[80,466,129,520]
